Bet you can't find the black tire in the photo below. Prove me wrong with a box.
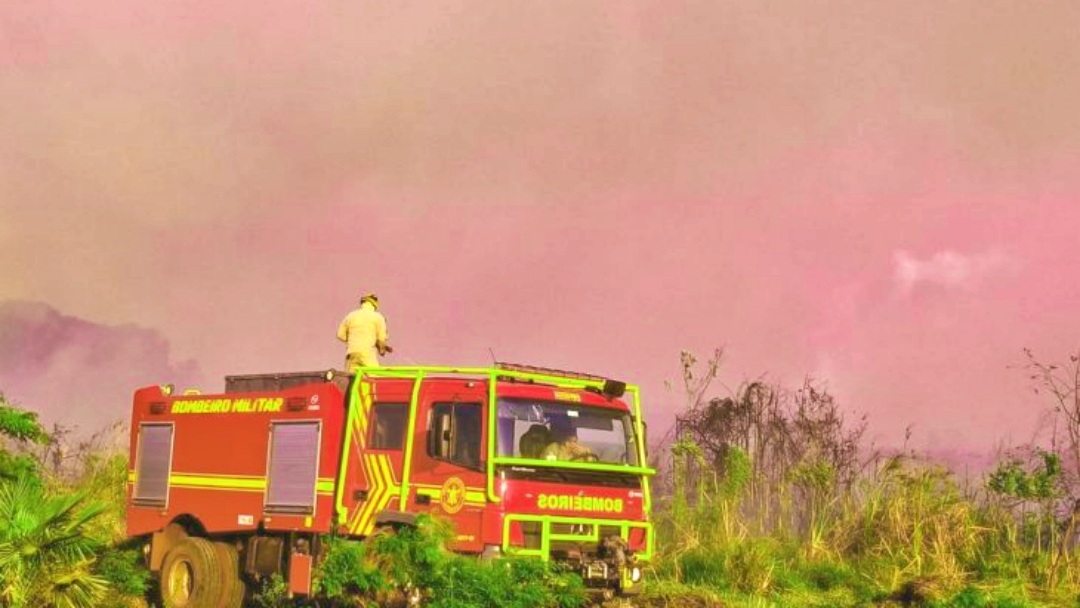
[213,542,246,608]
[159,537,224,608]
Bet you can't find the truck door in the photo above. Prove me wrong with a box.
[343,379,412,537]
[407,385,488,553]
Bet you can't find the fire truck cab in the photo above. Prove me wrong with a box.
[126,363,654,606]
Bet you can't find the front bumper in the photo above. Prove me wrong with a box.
[500,514,651,593]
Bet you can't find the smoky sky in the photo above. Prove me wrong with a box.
[2,1,1079,449]
[0,301,202,431]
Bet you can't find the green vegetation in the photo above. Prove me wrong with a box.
[640,349,1080,607]
[0,393,147,608]
[5,348,1080,606]
[306,516,586,607]
[648,447,1076,607]
[0,394,48,482]
[245,517,586,607]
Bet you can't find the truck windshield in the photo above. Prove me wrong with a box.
[496,398,639,466]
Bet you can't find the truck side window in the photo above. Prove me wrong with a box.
[428,402,482,469]
[370,403,408,450]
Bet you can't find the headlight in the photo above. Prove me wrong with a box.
[630,566,642,583]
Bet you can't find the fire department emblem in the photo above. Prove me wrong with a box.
[440,477,466,514]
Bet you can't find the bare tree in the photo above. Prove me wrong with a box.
[1021,347,1080,495]
[680,348,725,412]
[673,351,867,536]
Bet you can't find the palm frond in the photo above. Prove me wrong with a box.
[0,475,108,608]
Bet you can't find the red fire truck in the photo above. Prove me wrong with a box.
[126,363,654,606]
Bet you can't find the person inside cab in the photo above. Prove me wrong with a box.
[519,424,551,459]
[452,406,482,468]
[540,420,596,462]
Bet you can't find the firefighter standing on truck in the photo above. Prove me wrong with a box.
[337,293,391,370]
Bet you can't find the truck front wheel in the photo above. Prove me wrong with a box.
[159,537,224,608]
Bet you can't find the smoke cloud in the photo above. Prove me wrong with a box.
[2,0,1079,450]
[0,301,202,432]
[893,249,1019,294]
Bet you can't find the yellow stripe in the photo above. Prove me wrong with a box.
[357,460,386,534]
[372,456,398,527]
[171,484,266,493]
[169,474,333,495]
[349,381,384,532]
[355,454,400,536]
[348,450,407,537]
[353,455,375,528]
[136,471,287,486]
[356,382,372,441]
[170,475,267,489]
[379,456,398,489]
[173,472,266,479]
[347,455,377,531]
[414,482,485,493]
[370,455,395,524]
[136,471,270,483]
[347,500,364,531]
[352,455,383,534]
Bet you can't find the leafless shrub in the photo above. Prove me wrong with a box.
[1021,347,1080,497]
[38,419,128,481]
[672,350,868,536]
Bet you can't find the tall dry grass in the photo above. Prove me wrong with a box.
[645,351,1080,607]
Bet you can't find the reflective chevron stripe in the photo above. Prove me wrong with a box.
[350,453,399,535]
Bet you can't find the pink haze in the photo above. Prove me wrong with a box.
[2,1,1079,452]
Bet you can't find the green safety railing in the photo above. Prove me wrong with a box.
[334,365,654,527]
[501,514,654,562]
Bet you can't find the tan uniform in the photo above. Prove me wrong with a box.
[337,302,388,370]
[541,438,594,461]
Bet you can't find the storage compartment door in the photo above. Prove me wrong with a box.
[265,421,322,515]
[133,423,175,508]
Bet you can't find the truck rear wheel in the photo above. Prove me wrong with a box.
[159,537,224,608]
[213,542,246,608]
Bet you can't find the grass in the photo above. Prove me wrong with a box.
[643,443,1080,608]
[6,382,1080,607]
[57,437,1080,608]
